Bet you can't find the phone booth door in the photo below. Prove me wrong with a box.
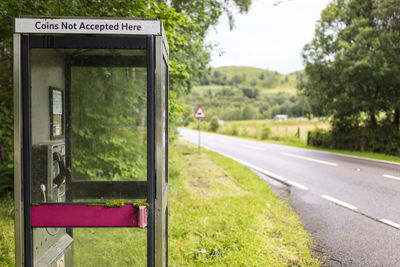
[14,18,168,267]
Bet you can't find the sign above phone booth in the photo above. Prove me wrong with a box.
[14,17,169,267]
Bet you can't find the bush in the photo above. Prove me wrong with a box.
[209,116,219,132]
[307,128,333,148]
[307,119,400,156]
[184,115,195,126]
[261,125,271,140]
[240,127,249,137]
[230,124,239,136]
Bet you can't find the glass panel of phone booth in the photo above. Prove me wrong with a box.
[72,228,146,266]
[30,47,148,266]
[70,61,147,183]
[31,48,147,204]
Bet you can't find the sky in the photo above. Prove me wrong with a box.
[206,0,331,74]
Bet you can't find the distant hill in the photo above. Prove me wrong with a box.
[181,66,310,121]
[199,66,303,93]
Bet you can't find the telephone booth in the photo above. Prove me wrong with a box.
[14,17,169,267]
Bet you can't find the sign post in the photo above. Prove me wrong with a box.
[194,106,206,153]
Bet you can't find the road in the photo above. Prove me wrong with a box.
[179,128,400,266]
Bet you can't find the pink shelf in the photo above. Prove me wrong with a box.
[31,205,140,227]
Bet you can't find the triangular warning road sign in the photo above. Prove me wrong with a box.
[194,106,206,118]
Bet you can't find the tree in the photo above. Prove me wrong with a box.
[374,0,400,131]
[0,0,253,194]
[242,105,256,120]
[0,0,195,192]
[241,88,259,99]
[301,0,395,122]
[171,0,252,33]
[300,0,400,153]
[233,74,243,85]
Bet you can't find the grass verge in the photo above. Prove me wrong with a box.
[0,194,14,266]
[169,140,319,266]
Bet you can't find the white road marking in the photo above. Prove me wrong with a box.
[286,180,309,190]
[200,146,311,192]
[224,156,287,182]
[240,143,265,151]
[282,152,338,167]
[321,195,357,210]
[383,174,400,181]
[220,140,233,144]
[380,219,400,229]
[202,145,285,182]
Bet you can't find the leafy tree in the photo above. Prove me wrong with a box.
[301,0,393,122]
[374,0,400,131]
[242,105,256,120]
[0,0,253,193]
[171,0,252,33]
[300,0,400,153]
[0,0,194,192]
[233,74,243,85]
[241,88,259,99]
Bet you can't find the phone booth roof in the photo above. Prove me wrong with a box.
[14,17,168,51]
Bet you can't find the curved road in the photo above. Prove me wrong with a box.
[180,128,400,266]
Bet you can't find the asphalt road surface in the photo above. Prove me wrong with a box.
[179,128,400,266]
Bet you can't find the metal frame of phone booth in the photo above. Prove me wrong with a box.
[14,17,169,267]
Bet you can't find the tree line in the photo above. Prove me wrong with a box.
[183,88,311,124]
[200,69,289,89]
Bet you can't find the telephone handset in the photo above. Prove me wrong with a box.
[53,151,66,188]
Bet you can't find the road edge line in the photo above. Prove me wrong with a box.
[321,195,357,210]
[281,152,338,167]
[383,174,400,181]
[179,128,400,167]
[286,180,309,190]
[380,219,400,229]
[202,146,305,190]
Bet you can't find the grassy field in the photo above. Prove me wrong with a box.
[192,119,330,144]
[0,140,319,266]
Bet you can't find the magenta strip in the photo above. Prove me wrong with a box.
[31,205,138,227]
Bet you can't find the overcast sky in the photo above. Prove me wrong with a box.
[206,0,331,74]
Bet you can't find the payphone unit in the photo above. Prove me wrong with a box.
[33,141,66,203]
[32,141,72,267]
[14,17,169,267]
